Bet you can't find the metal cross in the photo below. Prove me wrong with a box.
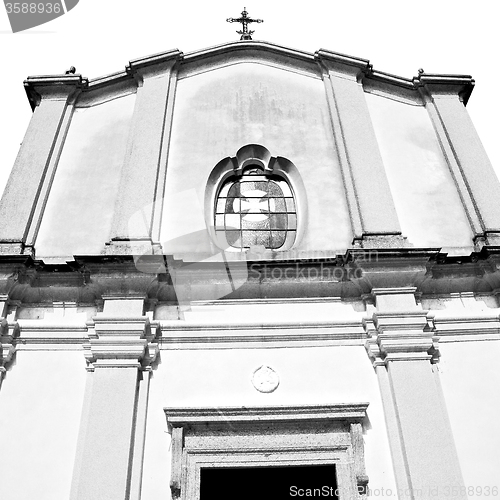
[226,7,263,40]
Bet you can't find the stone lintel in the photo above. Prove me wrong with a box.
[165,403,369,428]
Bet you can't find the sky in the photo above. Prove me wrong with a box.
[0,0,499,197]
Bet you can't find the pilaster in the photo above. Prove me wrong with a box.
[0,75,86,255]
[416,74,500,246]
[316,50,406,248]
[107,50,182,255]
[71,297,159,500]
[365,288,466,500]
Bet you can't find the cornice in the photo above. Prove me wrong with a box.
[315,48,370,78]
[24,74,88,110]
[165,403,369,427]
[414,73,475,104]
[19,42,477,108]
[0,249,500,303]
[127,48,183,69]
[183,40,316,65]
[179,40,319,80]
[126,48,183,78]
[368,70,415,90]
[430,309,500,337]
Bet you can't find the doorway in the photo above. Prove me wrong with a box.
[200,464,339,500]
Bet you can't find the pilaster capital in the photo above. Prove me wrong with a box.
[364,287,439,366]
[24,74,88,109]
[84,314,159,371]
[0,298,20,377]
[126,49,183,80]
[315,49,370,80]
[365,311,438,365]
[413,74,474,104]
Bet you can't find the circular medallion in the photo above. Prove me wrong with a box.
[252,365,280,393]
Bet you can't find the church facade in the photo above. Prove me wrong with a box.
[0,40,499,500]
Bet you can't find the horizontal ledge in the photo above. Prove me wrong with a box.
[165,403,370,426]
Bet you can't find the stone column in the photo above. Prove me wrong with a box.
[107,50,182,255]
[365,288,466,500]
[0,75,85,255]
[417,74,500,246]
[316,50,406,248]
[71,297,159,500]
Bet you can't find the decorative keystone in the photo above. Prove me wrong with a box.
[84,315,159,371]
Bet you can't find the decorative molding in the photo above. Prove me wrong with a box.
[0,297,20,378]
[0,243,26,255]
[353,234,412,249]
[315,48,370,79]
[165,403,369,425]
[126,49,183,77]
[414,73,474,104]
[24,74,87,110]
[204,144,308,253]
[251,365,280,393]
[17,42,479,113]
[165,404,369,500]
[84,314,159,371]
[350,422,369,496]
[364,288,439,366]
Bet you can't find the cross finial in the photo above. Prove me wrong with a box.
[226,7,263,40]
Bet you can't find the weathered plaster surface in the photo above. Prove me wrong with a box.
[161,63,352,255]
[0,350,86,500]
[140,345,397,499]
[438,341,500,493]
[35,94,136,259]
[365,93,473,252]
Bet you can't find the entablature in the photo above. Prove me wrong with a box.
[1,248,500,304]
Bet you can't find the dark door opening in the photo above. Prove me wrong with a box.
[200,464,338,500]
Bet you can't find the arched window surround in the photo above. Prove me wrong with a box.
[205,145,307,252]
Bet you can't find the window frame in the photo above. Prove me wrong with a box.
[214,168,298,251]
[205,144,307,254]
